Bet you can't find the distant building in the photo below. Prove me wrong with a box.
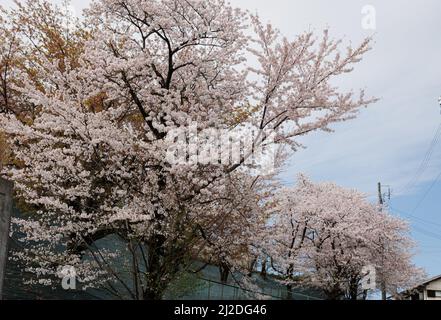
[399,275,441,300]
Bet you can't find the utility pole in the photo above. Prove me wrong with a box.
[0,178,13,300]
[377,182,387,300]
[378,182,384,209]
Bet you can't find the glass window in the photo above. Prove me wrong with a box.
[427,290,441,298]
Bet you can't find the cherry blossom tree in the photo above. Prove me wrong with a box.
[0,0,87,118]
[263,175,425,300]
[0,0,88,170]
[193,171,279,284]
[0,0,375,299]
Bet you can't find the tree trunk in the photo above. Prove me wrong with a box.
[349,287,358,300]
[0,178,13,300]
[381,281,387,300]
[142,236,167,300]
[219,263,230,283]
[260,259,267,279]
[247,257,257,277]
[325,286,343,300]
[348,278,359,300]
[143,287,164,300]
[362,290,368,300]
[286,284,293,300]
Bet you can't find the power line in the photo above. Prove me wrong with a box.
[396,99,441,213]
[393,209,441,241]
[411,169,441,214]
[389,206,441,230]
[389,206,441,242]
[413,225,441,242]
[399,123,441,195]
[405,125,441,191]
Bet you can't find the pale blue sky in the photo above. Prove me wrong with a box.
[233,0,441,278]
[2,0,441,277]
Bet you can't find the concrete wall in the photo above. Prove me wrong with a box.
[0,178,13,300]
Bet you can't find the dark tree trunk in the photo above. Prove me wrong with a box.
[348,278,360,300]
[219,263,230,283]
[286,284,293,300]
[140,238,186,300]
[324,286,344,300]
[142,235,167,300]
[143,287,164,300]
[349,286,358,300]
[247,257,257,277]
[260,259,267,279]
[362,290,368,300]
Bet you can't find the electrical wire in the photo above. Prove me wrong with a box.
[411,169,441,214]
[413,225,441,242]
[389,206,441,242]
[399,123,441,195]
[390,206,441,230]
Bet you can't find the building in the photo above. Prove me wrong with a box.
[400,275,441,300]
